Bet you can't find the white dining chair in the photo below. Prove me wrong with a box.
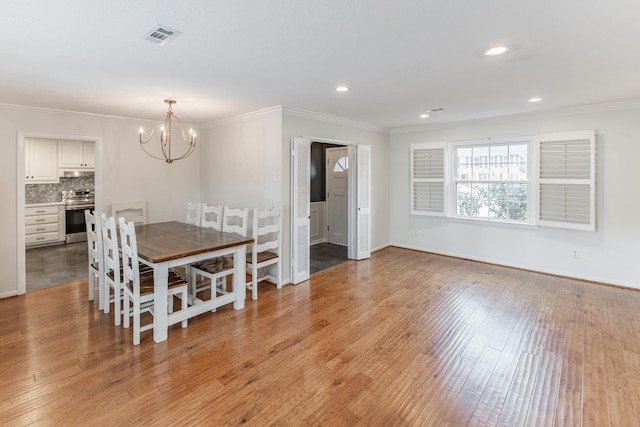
[101,214,122,324]
[84,209,103,309]
[246,207,282,300]
[112,200,147,225]
[186,202,202,226]
[189,206,248,302]
[119,217,189,345]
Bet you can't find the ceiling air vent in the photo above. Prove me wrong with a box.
[143,24,182,47]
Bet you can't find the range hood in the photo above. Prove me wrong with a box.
[61,170,94,178]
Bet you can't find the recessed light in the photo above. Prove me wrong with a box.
[528,97,542,103]
[336,86,349,92]
[485,46,509,56]
[419,114,429,118]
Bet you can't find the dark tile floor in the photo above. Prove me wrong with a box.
[26,242,88,291]
[310,242,349,274]
[25,241,346,291]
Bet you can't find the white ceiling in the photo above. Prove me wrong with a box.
[3,0,640,130]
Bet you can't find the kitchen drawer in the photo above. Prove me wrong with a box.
[26,206,60,216]
[26,232,59,245]
[25,214,58,226]
[26,223,59,235]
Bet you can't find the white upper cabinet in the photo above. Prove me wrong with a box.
[25,138,58,183]
[58,141,95,169]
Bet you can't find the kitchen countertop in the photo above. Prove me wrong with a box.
[26,202,65,207]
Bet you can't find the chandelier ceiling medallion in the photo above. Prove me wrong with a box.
[138,99,196,163]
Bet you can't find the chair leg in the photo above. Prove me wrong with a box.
[252,266,258,300]
[190,269,198,300]
[97,274,104,311]
[88,268,94,301]
[276,262,282,289]
[181,288,188,329]
[114,285,121,327]
[104,280,111,314]
[133,300,141,346]
[123,295,131,329]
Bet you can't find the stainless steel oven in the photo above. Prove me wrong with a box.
[62,190,95,243]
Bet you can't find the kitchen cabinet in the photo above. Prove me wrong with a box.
[25,138,59,183]
[58,141,95,169]
[25,204,65,246]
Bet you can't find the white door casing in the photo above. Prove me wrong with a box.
[326,147,348,246]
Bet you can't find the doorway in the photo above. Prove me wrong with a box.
[291,136,370,284]
[309,143,349,274]
[17,133,101,295]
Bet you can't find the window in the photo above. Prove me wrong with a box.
[333,156,349,172]
[453,137,531,222]
[410,130,596,230]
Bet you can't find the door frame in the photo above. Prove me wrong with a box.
[291,135,366,284]
[16,132,102,295]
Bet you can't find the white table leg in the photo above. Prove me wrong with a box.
[153,261,169,343]
[233,245,246,310]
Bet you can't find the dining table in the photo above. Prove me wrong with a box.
[133,221,254,343]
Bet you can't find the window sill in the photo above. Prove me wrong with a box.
[447,216,540,230]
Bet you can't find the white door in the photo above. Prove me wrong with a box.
[355,145,371,260]
[291,137,311,284]
[326,147,349,246]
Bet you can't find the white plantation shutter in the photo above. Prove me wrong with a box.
[537,130,595,230]
[411,142,446,216]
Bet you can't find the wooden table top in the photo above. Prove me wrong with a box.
[134,221,254,263]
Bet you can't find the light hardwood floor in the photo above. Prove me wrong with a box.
[1,247,639,425]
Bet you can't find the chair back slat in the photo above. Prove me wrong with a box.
[222,206,249,237]
[186,202,202,226]
[113,201,147,225]
[201,204,223,231]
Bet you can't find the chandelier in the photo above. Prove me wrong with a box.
[138,99,196,163]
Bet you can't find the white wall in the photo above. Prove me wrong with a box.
[389,102,640,288]
[198,107,282,210]
[1,105,200,298]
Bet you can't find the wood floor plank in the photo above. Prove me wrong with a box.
[2,248,640,424]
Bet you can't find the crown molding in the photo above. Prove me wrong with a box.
[201,104,389,133]
[390,99,640,135]
[0,102,141,122]
[281,106,388,133]
[199,105,284,129]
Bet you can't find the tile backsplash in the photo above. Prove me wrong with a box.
[26,176,95,204]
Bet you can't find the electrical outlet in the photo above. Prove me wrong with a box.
[572,249,580,259]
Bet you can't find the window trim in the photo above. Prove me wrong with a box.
[448,136,535,225]
[410,130,596,231]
